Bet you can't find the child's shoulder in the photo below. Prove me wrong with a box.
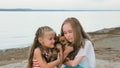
[84,39,93,46]
[34,47,41,54]
[33,47,43,60]
[85,39,91,43]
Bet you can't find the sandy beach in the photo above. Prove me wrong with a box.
[0,27,120,68]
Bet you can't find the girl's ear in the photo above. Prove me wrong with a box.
[38,37,43,43]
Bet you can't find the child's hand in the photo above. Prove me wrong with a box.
[63,45,73,61]
[56,44,62,51]
[56,53,61,62]
[65,45,73,54]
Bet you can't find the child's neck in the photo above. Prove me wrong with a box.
[42,46,50,52]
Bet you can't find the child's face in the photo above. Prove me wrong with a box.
[62,23,74,42]
[40,31,55,48]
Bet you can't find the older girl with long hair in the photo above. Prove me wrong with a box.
[61,17,96,68]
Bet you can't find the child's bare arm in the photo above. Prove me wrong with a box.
[63,45,73,60]
[34,48,60,68]
[64,56,84,67]
[56,44,63,68]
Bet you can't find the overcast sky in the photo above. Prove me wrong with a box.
[0,0,120,10]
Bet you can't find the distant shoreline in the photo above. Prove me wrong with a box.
[0,9,120,12]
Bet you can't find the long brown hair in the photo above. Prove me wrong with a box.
[27,26,55,68]
[61,17,92,58]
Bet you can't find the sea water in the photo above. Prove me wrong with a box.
[0,10,120,50]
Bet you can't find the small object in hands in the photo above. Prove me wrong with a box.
[55,34,75,62]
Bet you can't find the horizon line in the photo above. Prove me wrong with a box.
[0,8,120,12]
